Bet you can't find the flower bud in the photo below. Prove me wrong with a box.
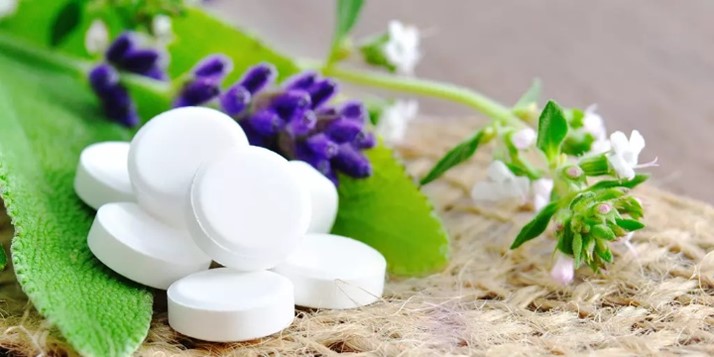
[247,109,285,136]
[219,85,251,117]
[305,133,339,158]
[308,79,338,109]
[193,54,233,81]
[326,118,363,143]
[550,253,575,285]
[333,144,372,178]
[239,63,276,94]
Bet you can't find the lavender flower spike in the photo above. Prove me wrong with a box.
[105,32,167,80]
[283,71,318,91]
[308,78,338,109]
[173,77,221,108]
[219,85,251,117]
[333,144,372,178]
[193,54,233,81]
[89,64,139,127]
[239,63,277,94]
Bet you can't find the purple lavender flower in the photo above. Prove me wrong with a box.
[89,64,139,127]
[174,54,234,108]
[218,67,374,185]
[105,33,166,80]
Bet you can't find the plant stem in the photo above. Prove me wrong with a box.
[322,65,522,127]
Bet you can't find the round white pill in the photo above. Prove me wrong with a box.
[272,233,386,309]
[75,141,133,209]
[287,161,338,234]
[88,202,211,289]
[128,106,248,227]
[168,268,295,342]
[187,146,311,271]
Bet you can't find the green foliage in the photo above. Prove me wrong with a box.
[332,144,450,276]
[0,44,153,357]
[50,0,83,46]
[588,174,649,191]
[513,78,541,109]
[510,202,559,249]
[420,130,485,185]
[536,100,569,163]
[329,0,364,62]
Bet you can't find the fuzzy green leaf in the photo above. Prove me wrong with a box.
[514,78,541,108]
[589,174,649,191]
[420,130,484,185]
[331,0,364,52]
[510,202,559,249]
[332,144,450,276]
[0,44,153,356]
[536,100,569,162]
[615,218,645,231]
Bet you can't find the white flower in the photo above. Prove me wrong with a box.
[551,253,575,285]
[471,161,530,203]
[0,0,18,19]
[511,128,536,150]
[583,105,607,141]
[152,14,173,43]
[531,178,553,212]
[607,130,647,179]
[384,20,421,75]
[376,100,418,145]
[84,19,109,55]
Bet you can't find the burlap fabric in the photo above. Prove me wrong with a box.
[1,118,713,356]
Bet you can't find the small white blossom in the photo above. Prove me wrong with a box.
[551,253,575,285]
[511,127,536,150]
[583,105,607,141]
[384,20,421,75]
[152,14,173,43]
[581,104,611,154]
[85,19,109,55]
[607,130,648,179]
[0,0,18,19]
[531,178,553,212]
[376,100,418,145]
[471,161,530,203]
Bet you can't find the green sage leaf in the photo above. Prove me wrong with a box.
[50,1,83,47]
[536,100,568,163]
[591,224,616,241]
[332,144,450,276]
[510,202,559,249]
[0,44,153,356]
[420,130,484,185]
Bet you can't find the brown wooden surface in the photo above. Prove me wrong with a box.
[208,0,714,203]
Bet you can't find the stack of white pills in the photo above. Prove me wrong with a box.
[74,107,387,342]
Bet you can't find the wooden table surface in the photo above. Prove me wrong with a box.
[208,0,714,203]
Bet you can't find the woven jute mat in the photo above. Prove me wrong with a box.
[1,118,713,356]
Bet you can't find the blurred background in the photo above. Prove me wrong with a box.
[206,0,714,203]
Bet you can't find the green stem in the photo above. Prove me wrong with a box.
[322,65,522,126]
[0,33,170,94]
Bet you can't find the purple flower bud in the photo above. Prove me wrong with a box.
[102,87,139,127]
[296,143,338,185]
[173,77,221,107]
[193,54,233,81]
[119,49,161,75]
[89,65,139,127]
[239,122,272,147]
[219,85,251,117]
[597,203,612,214]
[283,71,318,91]
[143,66,166,80]
[308,79,338,109]
[325,118,363,143]
[333,144,372,178]
[271,90,312,119]
[305,133,339,158]
[340,101,367,123]
[248,109,285,137]
[287,110,317,137]
[106,33,134,64]
[239,63,276,94]
[89,64,119,94]
[353,131,376,149]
